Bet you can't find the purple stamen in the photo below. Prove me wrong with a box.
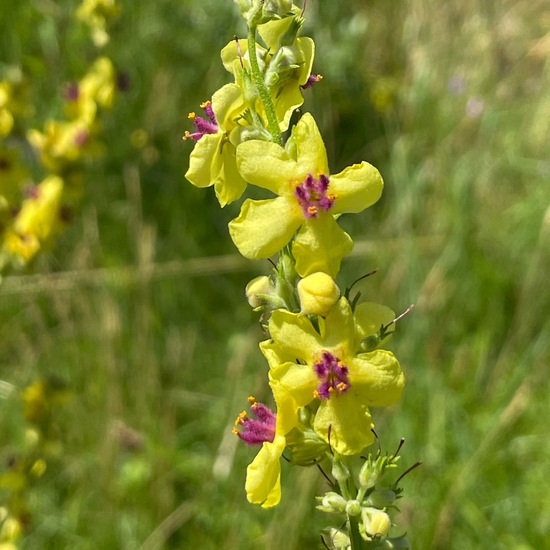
[301,73,323,90]
[233,398,277,446]
[183,100,219,141]
[294,173,335,218]
[313,351,351,400]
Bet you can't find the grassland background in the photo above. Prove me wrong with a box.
[1,0,550,548]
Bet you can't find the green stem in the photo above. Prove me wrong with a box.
[247,24,283,145]
[348,514,365,550]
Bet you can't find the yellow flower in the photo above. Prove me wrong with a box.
[264,297,404,455]
[184,84,248,206]
[76,0,121,46]
[229,113,383,276]
[65,57,116,122]
[3,176,64,263]
[234,398,287,507]
[28,119,101,172]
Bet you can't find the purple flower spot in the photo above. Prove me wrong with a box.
[313,351,350,400]
[234,399,276,446]
[294,173,335,218]
[64,82,80,101]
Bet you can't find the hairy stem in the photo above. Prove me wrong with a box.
[247,24,283,145]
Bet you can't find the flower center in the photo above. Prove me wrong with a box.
[294,173,335,218]
[233,397,276,446]
[183,100,218,141]
[313,351,351,399]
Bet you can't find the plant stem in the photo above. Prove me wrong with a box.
[348,514,365,550]
[247,24,283,145]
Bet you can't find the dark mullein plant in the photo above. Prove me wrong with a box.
[184,1,417,547]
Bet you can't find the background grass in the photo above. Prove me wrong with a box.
[1,0,550,548]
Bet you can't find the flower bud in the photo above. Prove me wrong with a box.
[245,275,275,308]
[297,272,340,316]
[345,499,361,517]
[325,528,350,550]
[358,457,380,490]
[361,507,391,539]
[285,426,329,465]
[234,0,292,25]
[264,46,299,87]
[317,492,347,513]
[331,457,350,485]
[367,488,397,509]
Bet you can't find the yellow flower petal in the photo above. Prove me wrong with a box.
[292,113,329,175]
[214,145,247,207]
[185,133,223,189]
[228,196,300,259]
[211,83,244,131]
[319,297,355,350]
[354,302,395,343]
[245,434,286,507]
[236,140,302,195]
[259,340,298,369]
[314,396,375,455]
[350,350,405,406]
[270,361,319,409]
[292,214,353,278]
[269,308,322,361]
[330,162,383,214]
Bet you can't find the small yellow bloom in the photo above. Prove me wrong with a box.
[245,275,274,308]
[184,85,248,206]
[4,176,64,263]
[28,119,101,172]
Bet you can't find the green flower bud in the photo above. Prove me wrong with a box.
[358,456,380,490]
[317,492,347,513]
[361,507,391,540]
[297,272,340,316]
[285,426,330,466]
[325,528,351,550]
[345,499,362,517]
[234,0,293,25]
[245,275,274,308]
[266,0,294,18]
[332,457,350,485]
[367,488,397,509]
[233,0,262,23]
[264,46,299,87]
